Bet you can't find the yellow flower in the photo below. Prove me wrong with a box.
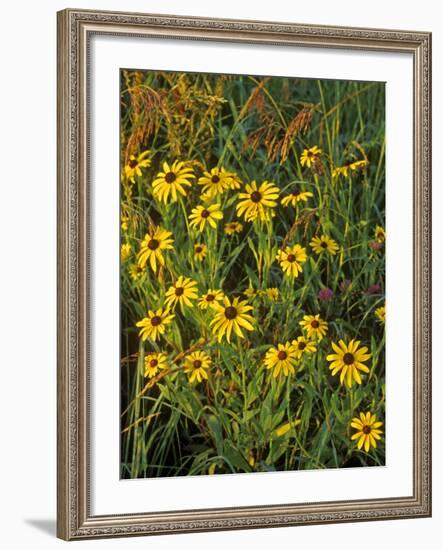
[152,160,195,204]
[224,221,243,235]
[225,170,242,190]
[129,263,144,281]
[138,227,174,271]
[184,351,211,383]
[198,289,224,310]
[124,150,151,183]
[351,412,383,452]
[326,339,372,387]
[244,287,260,299]
[210,296,254,343]
[291,336,317,359]
[189,203,223,232]
[264,288,279,301]
[332,159,369,178]
[375,304,386,323]
[310,235,339,255]
[350,159,369,171]
[264,342,298,378]
[300,145,321,167]
[276,244,307,278]
[194,243,207,261]
[164,276,198,309]
[198,167,232,198]
[299,314,328,341]
[144,352,168,378]
[121,243,131,263]
[375,225,386,243]
[281,189,314,207]
[121,213,130,231]
[236,181,279,222]
[136,308,175,342]
[332,165,350,178]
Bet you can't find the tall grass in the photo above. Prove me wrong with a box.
[120,70,385,478]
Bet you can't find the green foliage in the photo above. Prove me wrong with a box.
[120,70,385,478]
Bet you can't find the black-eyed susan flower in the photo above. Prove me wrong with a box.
[184,351,211,383]
[210,296,254,343]
[194,243,207,261]
[332,165,350,178]
[310,235,339,256]
[198,289,224,310]
[332,159,369,178]
[351,412,383,452]
[225,170,242,190]
[198,167,232,198]
[152,160,195,204]
[236,181,279,222]
[224,221,243,235]
[350,159,369,171]
[124,150,151,183]
[276,245,307,278]
[264,342,298,378]
[300,145,321,168]
[129,263,144,281]
[121,243,131,263]
[375,304,386,323]
[189,204,223,232]
[291,336,317,359]
[299,314,328,341]
[144,352,168,378]
[136,308,175,342]
[244,287,260,299]
[281,188,314,207]
[375,225,386,243]
[137,227,174,271]
[164,276,198,309]
[326,339,372,387]
[264,288,279,301]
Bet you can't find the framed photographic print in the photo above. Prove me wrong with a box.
[57,8,432,540]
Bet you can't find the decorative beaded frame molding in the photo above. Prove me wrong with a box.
[57,8,432,541]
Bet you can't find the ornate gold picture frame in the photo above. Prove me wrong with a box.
[57,8,431,540]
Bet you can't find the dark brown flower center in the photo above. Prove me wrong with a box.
[277,351,288,360]
[310,320,320,328]
[343,352,354,365]
[224,306,237,320]
[292,189,300,196]
[321,241,328,248]
[148,239,159,250]
[175,287,184,296]
[206,294,215,302]
[287,254,296,262]
[193,360,202,369]
[150,316,162,326]
[128,159,138,168]
[195,246,203,253]
[201,209,210,218]
[211,175,220,183]
[298,342,306,350]
[165,171,176,184]
[250,191,262,203]
[362,425,371,434]
[307,151,314,158]
[149,359,158,368]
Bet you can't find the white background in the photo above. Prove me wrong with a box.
[91,35,413,514]
[0,0,440,548]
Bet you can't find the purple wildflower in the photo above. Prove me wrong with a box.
[318,287,333,302]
